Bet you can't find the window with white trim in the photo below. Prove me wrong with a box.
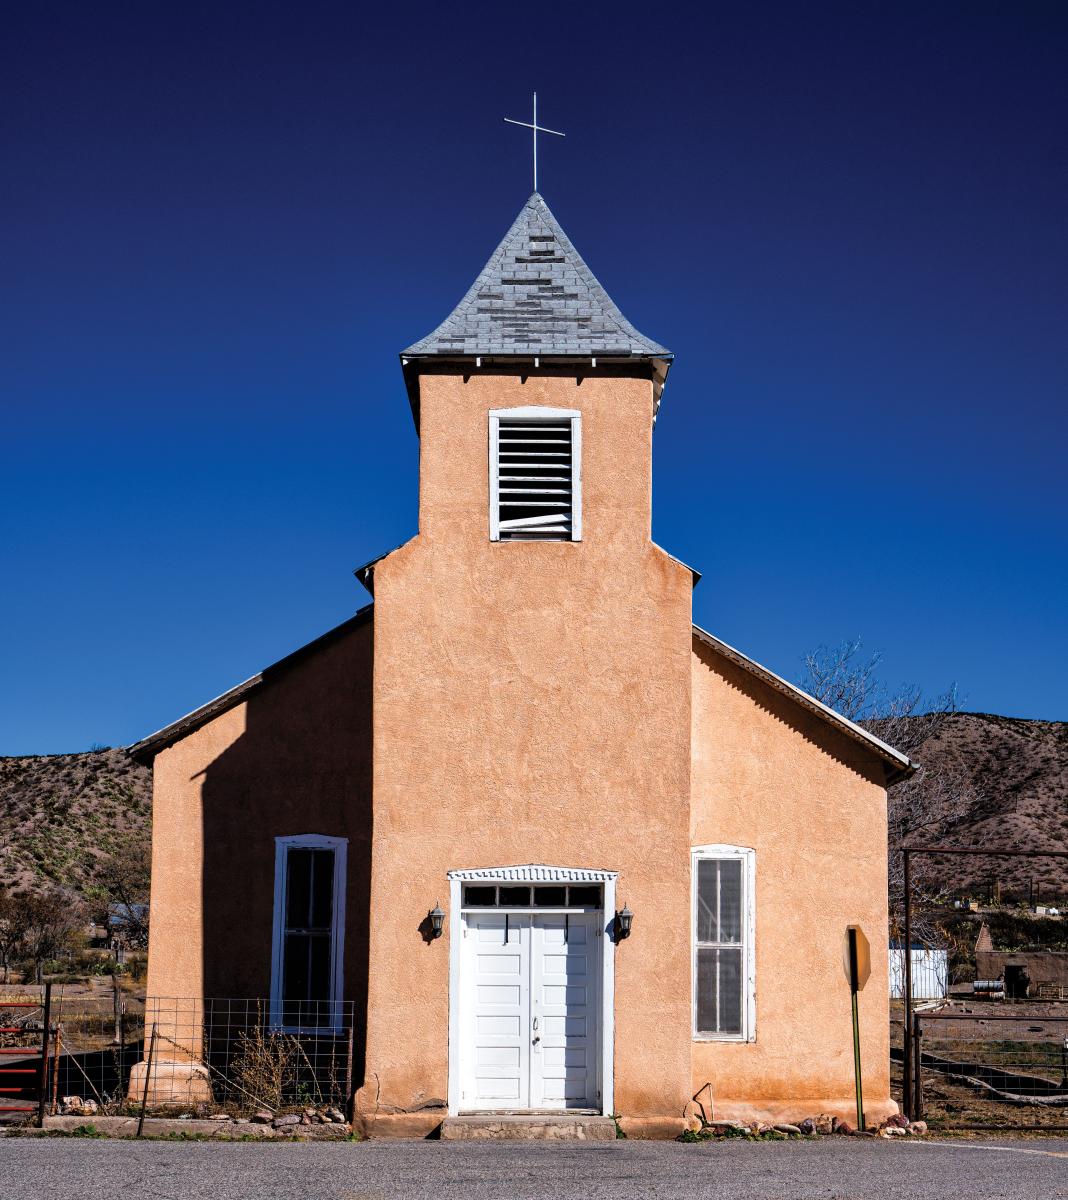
[270,835,347,1032]
[692,845,755,1040]
[489,406,582,541]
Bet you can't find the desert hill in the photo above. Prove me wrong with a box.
[0,748,151,903]
[882,712,1068,901]
[0,712,1064,907]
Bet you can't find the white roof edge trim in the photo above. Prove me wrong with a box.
[126,670,262,755]
[691,623,916,775]
[127,605,374,758]
[447,865,618,883]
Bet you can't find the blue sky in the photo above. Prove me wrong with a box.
[2,1,1066,753]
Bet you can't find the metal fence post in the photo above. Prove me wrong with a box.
[50,1026,61,1115]
[36,982,52,1128]
[902,848,913,1119]
[345,1021,354,1121]
[137,1022,157,1138]
[912,1012,924,1121]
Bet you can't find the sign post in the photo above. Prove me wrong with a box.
[847,925,870,1131]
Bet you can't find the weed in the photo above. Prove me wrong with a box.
[229,1021,303,1113]
[68,1123,105,1138]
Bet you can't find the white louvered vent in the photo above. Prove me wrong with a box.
[489,407,582,542]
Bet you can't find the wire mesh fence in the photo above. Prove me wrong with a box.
[0,988,354,1120]
[914,1008,1068,1131]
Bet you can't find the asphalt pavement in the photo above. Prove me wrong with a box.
[1,1135,1066,1200]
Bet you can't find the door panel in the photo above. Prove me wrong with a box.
[530,914,599,1110]
[462,913,530,1108]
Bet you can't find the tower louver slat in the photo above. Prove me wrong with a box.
[496,419,573,539]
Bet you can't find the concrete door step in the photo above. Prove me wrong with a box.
[440,1114,617,1141]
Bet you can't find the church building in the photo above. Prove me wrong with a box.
[130,190,914,1137]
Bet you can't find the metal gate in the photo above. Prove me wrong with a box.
[0,984,51,1125]
[911,1010,1068,1132]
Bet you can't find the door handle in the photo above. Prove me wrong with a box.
[533,1017,539,1031]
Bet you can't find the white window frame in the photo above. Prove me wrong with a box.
[270,833,347,1034]
[488,405,582,542]
[691,844,756,1042]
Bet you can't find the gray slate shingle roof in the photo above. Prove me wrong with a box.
[402,193,672,360]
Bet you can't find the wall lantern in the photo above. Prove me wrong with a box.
[429,902,445,940]
[616,904,634,940]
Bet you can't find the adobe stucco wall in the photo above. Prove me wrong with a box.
[690,639,896,1125]
[138,619,374,1099]
[360,370,694,1135]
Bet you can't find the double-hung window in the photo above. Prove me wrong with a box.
[692,845,755,1040]
[489,406,582,541]
[270,834,347,1032]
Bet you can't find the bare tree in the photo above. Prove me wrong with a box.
[95,842,150,949]
[799,639,887,722]
[18,891,87,982]
[0,888,26,984]
[800,640,973,946]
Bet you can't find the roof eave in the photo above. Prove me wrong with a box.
[126,606,374,764]
[692,624,918,784]
[400,352,673,431]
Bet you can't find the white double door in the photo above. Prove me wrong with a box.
[460,911,600,1111]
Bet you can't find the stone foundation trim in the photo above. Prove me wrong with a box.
[36,1116,349,1139]
[709,1097,899,1129]
[357,1111,444,1139]
[616,1116,687,1139]
[440,1115,616,1141]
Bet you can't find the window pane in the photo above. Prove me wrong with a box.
[696,858,743,945]
[696,859,719,942]
[717,948,743,1034]
[464,885,496,906]
[307,932,332,1006]
[718,860,743,944]
[533,886,566,906]
[696,947,744,1036]
[568,885,601,907]
[309,850,335,930]
[696,947,718,1033]
[498,886,531,906]
[285,849,312,928]
[283,930,311,1004]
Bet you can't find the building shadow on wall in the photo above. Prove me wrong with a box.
[196,611,374,1104]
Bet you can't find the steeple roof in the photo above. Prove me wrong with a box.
[401,193,672,362]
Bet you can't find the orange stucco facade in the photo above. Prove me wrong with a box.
[360,371,695,1136]
[689,640,893,1126]
[137,359,899,1134]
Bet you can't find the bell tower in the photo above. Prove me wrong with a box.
[397,193,673,548]
[359,192,696,1133]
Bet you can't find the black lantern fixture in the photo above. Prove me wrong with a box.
[429,902,445,940]
[616,903,634,940]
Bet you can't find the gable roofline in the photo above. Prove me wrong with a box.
[126,606,373,764]
[692,623,917,784]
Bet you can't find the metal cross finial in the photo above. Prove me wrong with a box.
[504,92,565,193]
